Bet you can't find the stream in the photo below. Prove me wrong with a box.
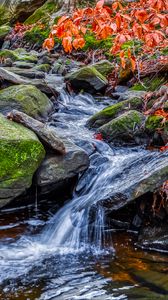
[0,87,168,299]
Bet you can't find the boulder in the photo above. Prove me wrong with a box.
[0,49,38,63]
[5,66,45,78]
[0,85,53,120]
[36,138,89,195]
[0,113,45,208]
[99,110,145,145]
[65,66,108,94]
[87,97,142,128]
[0,0,46,24]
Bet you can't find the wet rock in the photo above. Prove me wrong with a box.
[0,67,52,94]
[87,97,143,128]
[52,62,66,75]
[8,110,65,154]
[13,61,35,69]
[0,84,53,120]
[36,139,89,195]
[0,113,45,208]
[65,66,108,94]
[145,115,168,145]
[99,110,145,145]
[138,224,168,253]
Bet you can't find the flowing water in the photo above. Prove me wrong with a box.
[0,88,168,299]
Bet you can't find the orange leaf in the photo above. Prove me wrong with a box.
[120,50,126,69]
[62,36,72,53]
[72,37,85,50]
[96,0,104,10]
[42,38,55,51]
[57,15,69,26]
[135,10,148,23]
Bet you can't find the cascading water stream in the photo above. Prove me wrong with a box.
[0,87,168,289]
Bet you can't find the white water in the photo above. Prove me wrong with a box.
[0,89,168,287]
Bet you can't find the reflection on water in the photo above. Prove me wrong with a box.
[0,205,168,300]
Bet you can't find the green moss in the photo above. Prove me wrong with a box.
[121,40,143,55]
[0,114,45,189]
[34,64,51,72]
[24,25,50,46]
[25,0,57,25]
[0,49,38,62]
[66,65,107,82]
[0,5,10,26]
[99,110,144,142]
[88,97,142,128]
[0,25,11,39]
[145,115,165,132]
[0,85,52,119]
[83,33,113,52]
[131,76,167,92]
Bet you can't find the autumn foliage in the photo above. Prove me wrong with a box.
[43,0,168,71]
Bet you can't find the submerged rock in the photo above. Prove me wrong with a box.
[0,85,53,120]
[36,138,89,195]
[0,113,45,208]
[99,110,145,145]
[65,65,108,94]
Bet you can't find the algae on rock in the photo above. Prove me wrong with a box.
[0,113,45,208]
[0,85,53,120]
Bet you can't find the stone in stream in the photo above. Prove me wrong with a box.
[8,110,66,154]
[90,60,114,77]
[0,113,45,208]
[36,138,89,196]
[87,97,143,128]
[65,65,108,94]
[0,49,38,63]
[99,110,146,145]
[0,85,53,120]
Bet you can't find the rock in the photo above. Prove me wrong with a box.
[0,85,53,120]
[0,0,46,24]
[52,62,66,75]
[13,61,35,69]
[36,138,89,195]
[0,113,45,208]
[0,49,38,63]
[5,66,45,79]
[65,66,108,94]
[8,110,66,154]
[91,60,114,77]
[131,75,167,92]
[99,110,145,145]
[145,115,168,145]
[0,67,53,94]
[138,224,168,253]
[0,25,11,41]
[97,149,168,213]
[87,97,143,128]
[34,64,51,73]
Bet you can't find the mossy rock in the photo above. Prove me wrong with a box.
[0,49,38,63]
[0,113,45,208]
[145,115,168,145]
[34,64,51,72]
[131,76,167,92]
[65,66,108,94]
[0,85,53,120]
[0,25,11,40]
[24,0,58,25]
[0,5,10,26]
[87,97,142,128]
[91,60,114,77]
[99,110,145,144]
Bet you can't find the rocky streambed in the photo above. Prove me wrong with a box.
[0,44,168,299]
